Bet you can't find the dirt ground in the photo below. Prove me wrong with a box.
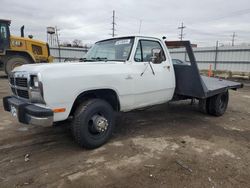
[0,74,250,188]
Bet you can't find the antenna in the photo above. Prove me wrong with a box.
[138,20,142,34]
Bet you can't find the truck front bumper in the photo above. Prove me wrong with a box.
[3,96,53,126]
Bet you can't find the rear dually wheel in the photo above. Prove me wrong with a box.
[207,91,229,116]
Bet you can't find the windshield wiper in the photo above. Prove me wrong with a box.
[104,59,126,62]
[91,57,107,61]
[86,57,126,62]
[81,58,95,62]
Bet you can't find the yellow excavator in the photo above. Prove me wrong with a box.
[0,19,53,75]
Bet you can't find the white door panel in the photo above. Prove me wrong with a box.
[133,61,173,107]
[132,39,175,107]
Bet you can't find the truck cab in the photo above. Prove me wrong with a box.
[104,36,176,109]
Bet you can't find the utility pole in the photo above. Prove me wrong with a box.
[214,40,219,71]
[55,26,61,62]
[111,10,116,37]
[231,32,236,46]
[178,22,186,41]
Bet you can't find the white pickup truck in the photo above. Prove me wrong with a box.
[3,36,243,148]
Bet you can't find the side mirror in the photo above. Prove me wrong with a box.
[151,48,162,64]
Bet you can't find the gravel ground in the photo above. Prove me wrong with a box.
[0,74,250,188]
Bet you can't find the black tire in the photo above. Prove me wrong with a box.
[207,91,229,116]
[0,60,4,70]
[4,55,31,75]
[198,98,211,114]
[71,99,115,149]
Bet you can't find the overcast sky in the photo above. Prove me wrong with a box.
[1,0,250,46]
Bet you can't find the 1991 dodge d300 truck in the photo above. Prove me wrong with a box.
[3,36,243,148]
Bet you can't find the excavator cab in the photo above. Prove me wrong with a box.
[0,19,10,54]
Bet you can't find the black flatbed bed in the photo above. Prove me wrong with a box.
[165,41,243,100]
[201,76,243,97]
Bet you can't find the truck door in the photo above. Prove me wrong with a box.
[0,22,10,53]
[132,39,175,108]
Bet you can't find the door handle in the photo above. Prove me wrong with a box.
[163,65,170,70]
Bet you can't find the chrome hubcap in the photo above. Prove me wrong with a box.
[92,115,109,132]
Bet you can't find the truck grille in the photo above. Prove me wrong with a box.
[17,89,29,98]
[9,73,29,99]
[15,78,28,87]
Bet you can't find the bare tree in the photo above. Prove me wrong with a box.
[72,39,83,47]
[61,41,72,47]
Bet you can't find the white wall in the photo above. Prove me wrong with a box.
[50,46,88,62]
[170,46,250,72]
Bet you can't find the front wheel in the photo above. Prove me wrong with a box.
[71,99,115,149]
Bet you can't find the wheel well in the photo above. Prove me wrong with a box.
[5,51,35,63]
[70,89,120,115]
[0,59,3,69]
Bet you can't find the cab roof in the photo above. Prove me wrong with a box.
[0,19,11,24]
[97,35,162,43]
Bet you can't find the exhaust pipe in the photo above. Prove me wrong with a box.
[20,25,24,37]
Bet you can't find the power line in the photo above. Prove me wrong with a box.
[178,22,186,41]
[188,8,250,26]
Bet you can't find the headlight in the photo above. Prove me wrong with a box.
[30,75,39,88]
[29,74,45,104]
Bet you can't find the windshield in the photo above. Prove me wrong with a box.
[84,37,134,62]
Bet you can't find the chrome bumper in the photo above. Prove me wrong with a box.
[25,114,53,127]
[3,96,53,127]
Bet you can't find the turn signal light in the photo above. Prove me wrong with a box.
[53,108,66,113]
